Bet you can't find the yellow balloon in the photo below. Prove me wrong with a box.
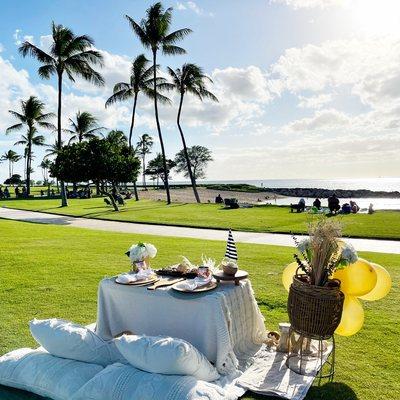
[282,262,298,292]
[336,295,364,336]
[358,263,392,301]
[333,258,377,296]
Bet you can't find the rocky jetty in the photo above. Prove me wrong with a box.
[266,188,400,199]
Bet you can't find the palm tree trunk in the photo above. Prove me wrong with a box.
[129,93,138,148]
[142,153,146,189]
[26,143,31,196]
[9,160,12,180]
[152,50,171,204]
[177,93,201,203]
[58,72,68,207]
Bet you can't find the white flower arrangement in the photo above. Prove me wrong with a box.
[127,242,157,264]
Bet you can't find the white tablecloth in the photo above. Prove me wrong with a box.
[96,278,268,374]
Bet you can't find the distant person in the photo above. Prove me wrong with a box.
[313,198,321,209]
[215,194,223,204]
[51,189,55,197]
[350,200,360,214]
[368,203,374,214]
[341,203,351,214]
[40,190,45,197]
[15,186,20,198]
[4,187,10,198]
[22,186,27,197]
[298,198,306,212]
[0,187,4,199]
[328,193,340,214]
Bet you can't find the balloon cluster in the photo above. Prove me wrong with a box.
[282,258,391,336]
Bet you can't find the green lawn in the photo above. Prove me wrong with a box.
[0,219,398,399]
[1,197,400,240]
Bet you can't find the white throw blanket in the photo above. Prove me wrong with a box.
[116,269,154,284]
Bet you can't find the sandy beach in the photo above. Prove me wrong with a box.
[137,187,283,204]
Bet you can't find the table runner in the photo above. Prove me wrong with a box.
[96,278,268,374]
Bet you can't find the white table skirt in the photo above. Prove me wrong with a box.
[96,278,268,374]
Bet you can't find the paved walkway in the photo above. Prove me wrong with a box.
[1,207,399,254]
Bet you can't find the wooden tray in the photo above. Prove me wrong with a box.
[115,276,159,286]
[171,280,218,293]
[155,268,197,279]
[213,270,248,286]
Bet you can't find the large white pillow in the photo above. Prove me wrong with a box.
[0,348,103,400]
[72,363,233,400]
[30,318,125,367]
[115,334,219,382]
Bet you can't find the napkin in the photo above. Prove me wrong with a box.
[177,275,212,291]
[117,269,154,284]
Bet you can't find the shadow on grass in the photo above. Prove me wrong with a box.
[243,382,358,400]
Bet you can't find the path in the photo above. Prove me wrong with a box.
[1,207,399,254]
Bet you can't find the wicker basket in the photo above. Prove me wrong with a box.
[288,275,345,339]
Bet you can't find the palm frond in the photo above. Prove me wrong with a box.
[19,42,54,64]
[163,28,192,45]
[38,64,56,79]
[6,123,24,133]
[105,89,133,107]
[126,15,150,48]
[162,45,186,56]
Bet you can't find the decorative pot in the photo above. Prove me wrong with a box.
[287,275,344,339]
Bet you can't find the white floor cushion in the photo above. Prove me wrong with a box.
[72,363,235,400]
[115,334,220,382]
[0,348,103,400]
[30,318,124,367]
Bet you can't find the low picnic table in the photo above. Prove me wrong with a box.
[96,277,267,373]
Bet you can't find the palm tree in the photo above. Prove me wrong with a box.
[163,63,218,203]
[126,2,192,204]
[39,159,52,182]
[6,96,55,195]
[1,150,22,179]
[65,111,104,143]
[19,22,104,206]
[105,54,168,148]
[136,134,154,189]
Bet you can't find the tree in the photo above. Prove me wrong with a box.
[65,111,104,143]
[19,22,104,206]
[1,150,22,179]
[174,145,213,183]
[6,96,55,195]
[51,136,140,211]
[136,134,154,189]
[163,63,217,203]
[4,174,22,185]
[105,54,168,148]
[126,2,192,204]
[39,159,52,182]
[145,153,176,189]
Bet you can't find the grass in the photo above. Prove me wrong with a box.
[0,219,399,399]
[1,197,400,240]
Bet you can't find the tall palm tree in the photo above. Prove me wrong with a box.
[39,158,52,182]
[19,22,104,206]
[136,134,154,189]
[6,96,55,195]
[163,63,218,203]
[1,150,22,179]
[65,111,104,143]
[105,54,168,148]
[126,2,192,204]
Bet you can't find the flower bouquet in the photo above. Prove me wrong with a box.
[126,242,157,272]
[288,218,355,338]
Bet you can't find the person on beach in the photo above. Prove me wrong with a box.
[215,194,223,204]
[368,203,374,214]
[328,193,340,214]
[313,198,321,209]
[350,200,360,213]
[4,187,10,198]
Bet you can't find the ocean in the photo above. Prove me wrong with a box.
[173,177,400,210]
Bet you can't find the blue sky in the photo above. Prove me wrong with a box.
[1,0,400,183]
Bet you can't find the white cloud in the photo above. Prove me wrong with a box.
[176,1,214,17]
[283,109,350,132]
[13,29,22,45]
[270,0,348,9]
[298,93,332,109]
